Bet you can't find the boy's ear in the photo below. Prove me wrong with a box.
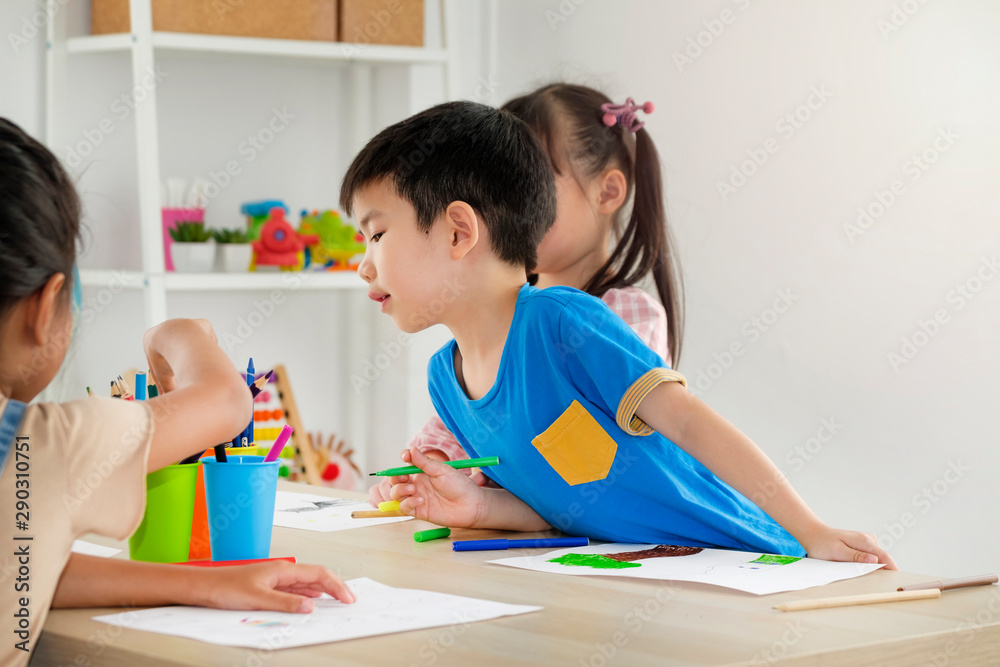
[444,201,480,260]
[596,168,628,215]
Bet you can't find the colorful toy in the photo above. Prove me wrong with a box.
[250,208,318,271]
[240,200,287,241]
[311,432,362,491]
[299,209,366,271]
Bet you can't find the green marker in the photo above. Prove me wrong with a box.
[369,456,500,477]
[413,527,451,543]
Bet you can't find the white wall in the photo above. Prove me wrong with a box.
[494,0,999,577]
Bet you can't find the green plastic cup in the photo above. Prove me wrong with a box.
[128,463,199,563]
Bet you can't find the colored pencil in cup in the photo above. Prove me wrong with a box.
[214,444,228,463]
[263,424,294,462]
[240,358,254,447]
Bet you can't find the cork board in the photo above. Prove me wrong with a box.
[339,0,424,46]
[92,0,338,41]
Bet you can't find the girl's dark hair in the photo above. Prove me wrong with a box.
[0,118,80,322]
[503,84,685,365]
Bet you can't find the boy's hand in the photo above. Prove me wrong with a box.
[369,448,489,507]
[200,561,356,613]
[801,526,898,570]
[390,447,487,528]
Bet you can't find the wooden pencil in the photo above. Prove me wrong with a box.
[351,509,407,519]
[774,588,940,612]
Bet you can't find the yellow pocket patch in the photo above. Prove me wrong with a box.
[531,400,618,486]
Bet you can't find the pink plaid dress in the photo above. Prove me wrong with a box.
[410,286,670,465]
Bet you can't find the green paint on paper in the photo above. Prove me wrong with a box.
[751,554,802,565]
[548,553,642,569]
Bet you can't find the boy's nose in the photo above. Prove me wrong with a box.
[357,251,375,283]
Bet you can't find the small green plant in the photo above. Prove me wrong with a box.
[169,221,212,243]
[211,228,249,244]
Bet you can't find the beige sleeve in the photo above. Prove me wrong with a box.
[37,397,155,540]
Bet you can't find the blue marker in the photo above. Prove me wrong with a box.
[452,537,589,552]
[134,372,147,401]
[240,358,254,447]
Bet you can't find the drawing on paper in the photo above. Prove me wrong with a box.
[548,544,703,570]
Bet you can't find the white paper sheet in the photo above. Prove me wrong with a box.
[71,540,122,558]
[271,491,412,532]
[490,543,884,595]
[92,577,540,649]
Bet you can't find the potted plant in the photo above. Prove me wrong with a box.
[211,228,253,273]
[168,222,215,272]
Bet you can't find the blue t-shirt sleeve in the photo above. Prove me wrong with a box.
[556,294,686,436]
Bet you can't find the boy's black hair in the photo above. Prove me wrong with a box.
[339,100,556,271]
[0,118,80,322]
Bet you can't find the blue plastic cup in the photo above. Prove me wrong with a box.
[201,455,279,561]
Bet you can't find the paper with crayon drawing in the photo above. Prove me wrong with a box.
[490,543,883,595]
[272,490,411,532]
[92,578,540,649]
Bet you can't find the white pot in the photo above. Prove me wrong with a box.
[216,243,253,273]
[171,241,216,273]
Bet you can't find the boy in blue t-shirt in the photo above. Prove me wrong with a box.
[339,101,896,565]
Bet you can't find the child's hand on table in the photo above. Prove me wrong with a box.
[801,525,899,570]
[389,447,488,528]
[200,560,357,612]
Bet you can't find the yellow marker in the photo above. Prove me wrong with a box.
[378,500,401,512]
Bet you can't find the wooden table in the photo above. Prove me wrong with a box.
[35,483,1000,666]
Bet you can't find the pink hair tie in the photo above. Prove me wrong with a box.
[600,97,655,133]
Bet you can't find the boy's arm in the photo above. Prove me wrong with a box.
[635,382,898,568]
[52,554,355,611]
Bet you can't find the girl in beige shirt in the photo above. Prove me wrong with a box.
[0,118,355,666]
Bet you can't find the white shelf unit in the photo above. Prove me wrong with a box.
[47,0,460,473]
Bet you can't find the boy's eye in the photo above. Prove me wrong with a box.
[370,232,384,242]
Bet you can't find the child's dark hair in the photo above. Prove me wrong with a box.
[0,118,80,322]
[339,100,556,272]
[503,84,685,364]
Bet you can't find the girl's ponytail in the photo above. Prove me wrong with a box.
[504,84,685,365]
[584,127,684,365]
